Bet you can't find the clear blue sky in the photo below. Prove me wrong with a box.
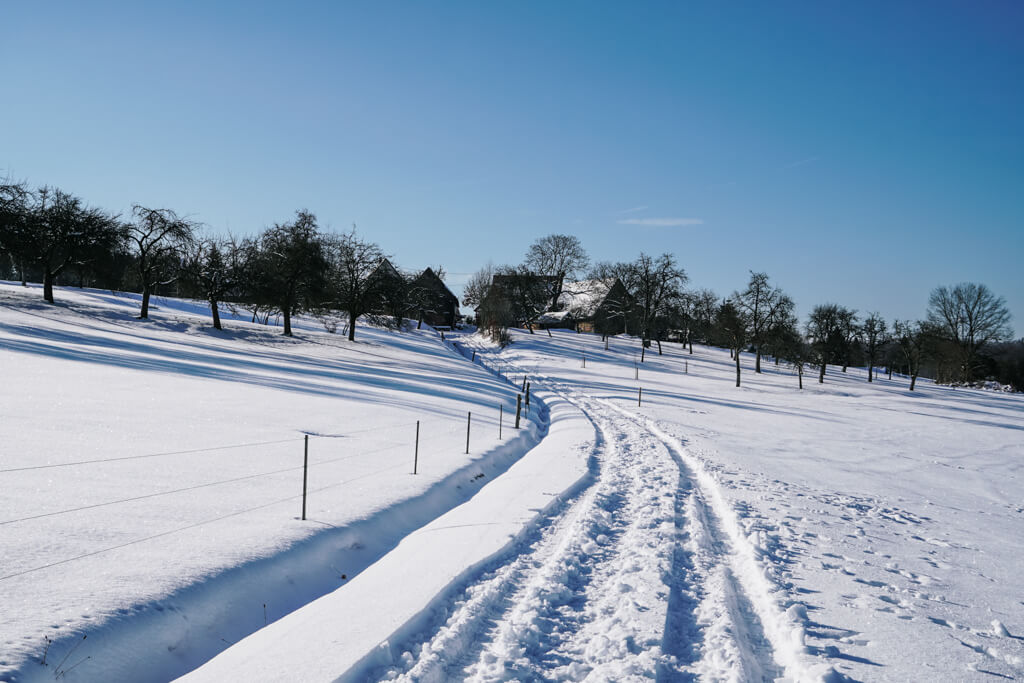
[2,1,1021,332]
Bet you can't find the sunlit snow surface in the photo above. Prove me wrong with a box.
[3,282,1024,682]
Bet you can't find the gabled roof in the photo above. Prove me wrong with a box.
[556,278,616,317]
[413,267,458,301]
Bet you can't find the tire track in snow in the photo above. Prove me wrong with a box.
[370,367,808,682]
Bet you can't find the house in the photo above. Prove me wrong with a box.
[537,278,634,334]
[410,267,459,329]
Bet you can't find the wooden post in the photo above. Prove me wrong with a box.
[522,375,527,392]
[638,387,642,407]
[582,351,586,368]
[413,421,420,474]
[635,363,638,380]
[301,435,309,521]
[499,404,503,439]
[685,360,688,374]
[515,394,522,429]
[472,350,476,361]
[466,411,471,454]
[525,382,530,406]
[641,343,646,363]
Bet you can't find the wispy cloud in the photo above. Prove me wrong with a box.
[777,156,819,171]
[617,205,649,214]
[617,217,704,227]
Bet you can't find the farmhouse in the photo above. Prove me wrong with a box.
[537,278,634,334]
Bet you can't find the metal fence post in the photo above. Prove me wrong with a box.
[413,421,420,474]
[301,435,309,521]
[465,411,471,454]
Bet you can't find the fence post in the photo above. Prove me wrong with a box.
[466,411,471,454]
[301,435,309,521]
[413,420,420,474]
[515,394,522,429]
[638,387,642,407]
[582,351,586,368]
[525,382,530,406]
[635,363,639,380]
[472,350,476,361]
[685,360,688,374]
[499,404,503,439]
[522,376,527,392]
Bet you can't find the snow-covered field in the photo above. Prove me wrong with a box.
[0,283,547,682]
[3,283,1024,682]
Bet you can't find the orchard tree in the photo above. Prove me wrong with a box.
[806,303,843,383]
[29,188,122,304]
[0,181,33,286]
[734,271,793,373]
[128,205,197,318]
[182,238,241,330]
[926,283,1012,382]
[246,210,328,336]
[632,252,687,355]
[716,299,747,387]
[322,228,386,341]
[524,234,589,309]
[837,307,860,372]
[862,312,888,382]
[893,320,932,391]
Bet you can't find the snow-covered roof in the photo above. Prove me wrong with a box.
[555,278,615,318]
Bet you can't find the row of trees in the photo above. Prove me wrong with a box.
[0,181,446,341]
[465,235,1019,391]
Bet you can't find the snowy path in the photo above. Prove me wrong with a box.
[372,375,813,682]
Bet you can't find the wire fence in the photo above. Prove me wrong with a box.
[0,364,534,583]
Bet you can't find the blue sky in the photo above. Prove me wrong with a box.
[2,1,1022,332]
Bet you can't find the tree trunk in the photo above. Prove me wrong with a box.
[526,322,534,334]
[868,364,873,382]
[910,370,918,391]
[547,328,552,337]
[347,309,357,341]
[641,343,646,363]
[210,300,222,330]
[656,338,662,355]
[140,286,151,318]
[819,362,826,384]
[888,366,893,380]
[19,258,27,287]
[282,306,293,336]
[735,349,741,387]
[755,348,762,373]
[689,338,693,354]
[798,366,803,389]
[43,271,55,303]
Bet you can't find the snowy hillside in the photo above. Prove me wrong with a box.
[3,284,1023,682]
[185,327,1024,682]
[0,283,549,682]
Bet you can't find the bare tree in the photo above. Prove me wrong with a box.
[244,211,327,336]
[22,188,122,304]
[777,318,812,389]
[182,237,242,330]
[524,234,589,309]
[322,229,386,341]
[862,312,887,382]
[128,205,197,318]
[716,298,747,387]
[734,271,793,373]
[806,303,843,384]
[926,283,1013,382]
[893,320,932,391]
[462,262,496,311]
[0,180,33,286]
[837,307,860,372]
[632,252,688,356]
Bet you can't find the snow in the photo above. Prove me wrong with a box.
[0,283,544,682]
[4,285,1024,682]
